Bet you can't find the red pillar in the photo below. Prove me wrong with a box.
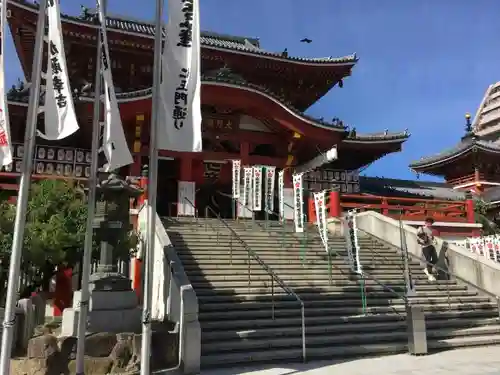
[240,141,250,165]
[329,190,341,218]
[132,165,148,300]
[466,198,475,224]
[179,157,193,181]
[53,266,72,316]
[308,198,316,223]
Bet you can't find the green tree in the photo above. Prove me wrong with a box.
[474,197,498,236]
[0,179,137,301]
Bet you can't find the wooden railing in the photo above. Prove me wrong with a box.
[340,194,472,222]
[308,192,474,224]
[447,173,479,186]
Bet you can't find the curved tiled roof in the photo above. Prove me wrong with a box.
[10,0,358,66]
[7,74,410,142]
[346,130,410,143]
[410,137,500,169]
[359,176,466,201]
[7,75,350,132]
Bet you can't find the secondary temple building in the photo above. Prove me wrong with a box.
[411,82,500,223]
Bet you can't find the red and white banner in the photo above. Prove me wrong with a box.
[278,170,284,221]
[264,166,275,213]
[0,0,12,167]
[292,173,304,233]
[252,166,262,211]
[231,160,241,199]
[242,167,252,208]
[159,0,202,152]
[314,190,328,251]
[40,0,79,140]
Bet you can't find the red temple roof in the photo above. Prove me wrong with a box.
[8,0,357,111]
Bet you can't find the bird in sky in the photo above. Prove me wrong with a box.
[300,38,312,43]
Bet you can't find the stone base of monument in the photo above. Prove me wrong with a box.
[61,275,141,336]
[10,325,178,375]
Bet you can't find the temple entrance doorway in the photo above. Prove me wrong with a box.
[196,182,233,219]
[156,158,178,217]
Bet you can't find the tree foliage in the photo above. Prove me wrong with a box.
[0,179,137,299]
[473,197,499,236]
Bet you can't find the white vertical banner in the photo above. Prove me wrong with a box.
[344,210,362,273]
[177,181,195,216]
[292,173,304,233]
[314,191,328,252]
[264,166,276,213]
[39,0,79,140]
[96,0,133,171]
[242,167,252,208]
[0,0,12,167]
[252,166,262,211]
[278,170,284,222]
[159,0,202,152]
[231,159,241,199]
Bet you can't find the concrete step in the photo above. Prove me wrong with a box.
[176,254,413,263]
[201,316,500,341]
[198,296,492,312]
[203,329,410,353]
[427,333,500,349]
[188,277,455,289]
[198,302,498,321]
[199,342,406,367]
[196,289,480,303]
[192,282,468,296]
[202,323,500,354]
[181,267,419,276]
[180,263,419,271]
[185,273,433,282]
[199,309,499,331]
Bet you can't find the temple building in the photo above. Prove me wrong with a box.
[410,82,500,213]
[2,0,410,218]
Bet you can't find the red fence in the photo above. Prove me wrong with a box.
[308,192,474,224]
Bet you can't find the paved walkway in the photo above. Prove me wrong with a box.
[199,346,500,375]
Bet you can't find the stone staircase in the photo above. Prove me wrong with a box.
[163,217,500,368]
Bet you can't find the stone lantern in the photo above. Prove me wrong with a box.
[89,172,142,291]
[62,172,144,335]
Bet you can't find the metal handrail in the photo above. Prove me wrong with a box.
[354,220,500,318]
[252,219,409,315]
[183,197,307,362]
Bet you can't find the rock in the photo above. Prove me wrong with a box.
[67,357,113,375]
[12,327,177,374]
[27,334,59,359]
[109,333,133,372]
[10,358,47,375]
[84,332,117,357]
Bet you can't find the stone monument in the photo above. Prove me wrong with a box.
[61,172,143,336]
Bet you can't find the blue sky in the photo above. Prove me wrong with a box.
[5,0,500,181]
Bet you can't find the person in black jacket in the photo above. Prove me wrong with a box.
[417,217,438,281]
